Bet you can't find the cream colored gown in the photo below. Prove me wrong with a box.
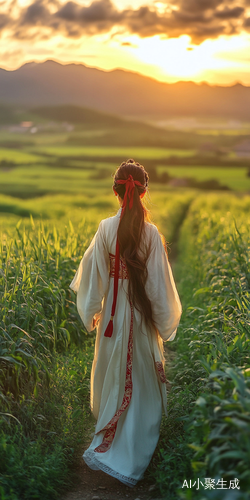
[70,208,182,487]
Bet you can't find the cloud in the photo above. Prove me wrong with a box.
[20,0,50,26]
[244,17,250,28]
[0,13,11,30]
[215,6,245,19]
[3,0,250,44]
[55,0,122,35]
[0,48,24,61]
[173,0,225,12]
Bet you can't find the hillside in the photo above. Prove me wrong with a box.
[1,103,250,151]
[0,60,250,120]
[0,104,198,148]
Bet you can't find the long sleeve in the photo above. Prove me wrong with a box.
[145,226,182,341]
[69,220,109,332]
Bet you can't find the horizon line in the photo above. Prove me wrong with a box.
[0,58,248,89]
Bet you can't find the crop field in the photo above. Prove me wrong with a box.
[1,129,250,207]
[158,165,250,191]
[0,149,45,164]
[0,129,250,499]
[25,144,195,158]
[154,194,250,499]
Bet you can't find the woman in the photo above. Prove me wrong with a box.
[70,159,182,487]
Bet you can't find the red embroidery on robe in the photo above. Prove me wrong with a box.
[94,303,134,453]
[155,361,167,383]
[109,253,129,280]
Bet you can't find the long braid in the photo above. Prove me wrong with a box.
[113,159,156,330]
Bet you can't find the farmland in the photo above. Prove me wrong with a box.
[1,123,250,206]
[158,166,250,191]
[0,124,250,499]
[155,194,250,499]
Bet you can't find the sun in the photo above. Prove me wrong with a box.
[129,33,250,82]
[134,35,220,80]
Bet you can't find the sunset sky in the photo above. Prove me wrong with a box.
[1,0,250,85]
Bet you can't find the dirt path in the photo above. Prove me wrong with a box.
[168,200,192,265]
[62,459,160,500]
[62,351,175,500]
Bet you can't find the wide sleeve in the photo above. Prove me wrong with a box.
[69,220,109,332]
[145,227,182,341]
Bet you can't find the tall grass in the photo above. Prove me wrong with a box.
[0,344,94,500]
[3,191,249,499]
[151,194,250,500]
[0,191,195,498]
[0,218,98,499]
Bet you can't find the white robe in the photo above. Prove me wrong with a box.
[70,208,182,487]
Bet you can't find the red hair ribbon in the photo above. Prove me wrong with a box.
[116,174,144,213]
[104,175,145,338]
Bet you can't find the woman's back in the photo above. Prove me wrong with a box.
[99,208,159,256]
[70,159,182,487]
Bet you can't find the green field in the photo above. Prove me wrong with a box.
[1,191,250,500]
[1,162,249,205]
[29,145,196,159]
[0,148,45,164]
[159,165,250,190]
[0,126,250,499]
[0,128,250,206]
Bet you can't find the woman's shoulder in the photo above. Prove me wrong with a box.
[145,221,160,239]
[98,210,120,229]
[97,211,120,241]
[145,221,167,251]
[98,213,162,244]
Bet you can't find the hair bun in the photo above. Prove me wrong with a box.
[114,159,148,191]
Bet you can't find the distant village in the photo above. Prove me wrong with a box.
[198,140,250,159]
[1,120,250,159]
[1,121,74,134]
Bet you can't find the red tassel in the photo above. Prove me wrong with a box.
[104,319,113,338]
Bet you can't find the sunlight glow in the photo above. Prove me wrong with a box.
[133,34,250,80]
[1,0,250,87]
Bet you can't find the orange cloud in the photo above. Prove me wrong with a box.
[3,0,250,44]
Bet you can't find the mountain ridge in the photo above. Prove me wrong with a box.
[0,60,250,119]
[5,59,249,89]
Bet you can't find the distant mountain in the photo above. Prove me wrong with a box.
[0,60,250,120]
[32,104,126,128]
[30,105,207,149]
[1,103,202,149]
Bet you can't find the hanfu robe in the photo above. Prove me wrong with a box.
[69,208,182,487]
